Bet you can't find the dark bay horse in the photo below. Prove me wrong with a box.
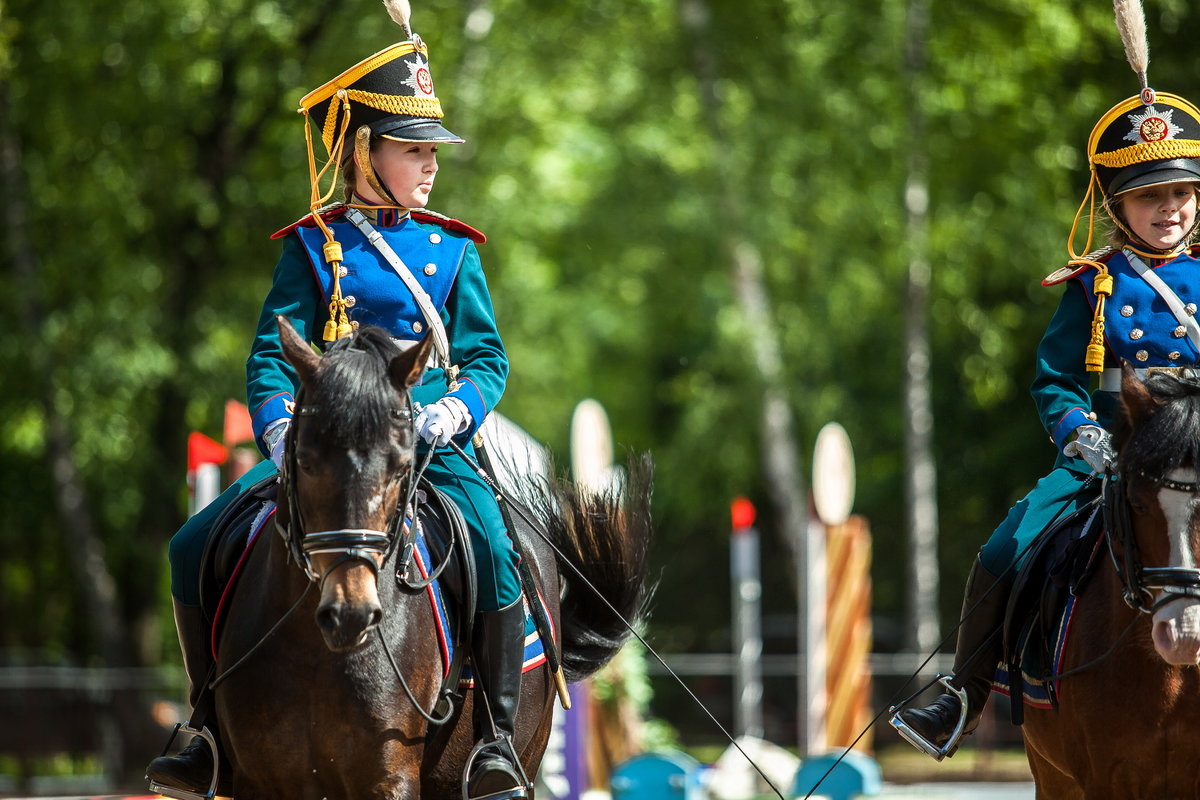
[213,317,653,799]
[1021,364,1200,798]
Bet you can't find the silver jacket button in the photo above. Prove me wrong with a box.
[1170,351,1182,360]
[338,266,349,278]
[1188,303,1198,315]
[1129,328,1144,340]
[424,263,437,275]
[1136,350,1150,361]
[1175,325,1188,338]
[413,321,424,333]
[1120,305,1134,317]
[344,295,356,307]
[429,233,442,244]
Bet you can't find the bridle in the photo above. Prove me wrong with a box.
[265,379,465,726]
[1105,465,1200,614]
[277,389,418,586]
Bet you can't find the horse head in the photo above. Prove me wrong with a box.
[276,316,433,652]
[1113,361,1200,665]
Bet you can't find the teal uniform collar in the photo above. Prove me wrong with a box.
[348,194,411,227]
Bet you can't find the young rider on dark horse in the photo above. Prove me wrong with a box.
[892,0,1200,759]
[147,3,528,797]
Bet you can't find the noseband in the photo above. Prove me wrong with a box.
[278,398,415,585]
[1106,468,1200,613]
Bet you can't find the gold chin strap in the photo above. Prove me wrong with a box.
[355,125,401,207]
[1067,166,1113,373]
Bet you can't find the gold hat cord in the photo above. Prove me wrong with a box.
[1066,167,1114,373]
[303,90,355,342]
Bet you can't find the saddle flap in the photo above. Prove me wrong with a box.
[999,496,1105,714]
[199,475,278,622]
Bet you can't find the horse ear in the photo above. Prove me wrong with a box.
[389,334,434,391]
[276,315,320,385]
[1120,360,1160,426]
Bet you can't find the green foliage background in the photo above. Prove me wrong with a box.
[3,0,1200,739]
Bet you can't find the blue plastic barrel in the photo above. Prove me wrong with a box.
[611,750,705,800]
[792,749,882,800]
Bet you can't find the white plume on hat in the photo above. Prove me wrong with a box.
[1113,0,1149,89]
[384,0,412,39]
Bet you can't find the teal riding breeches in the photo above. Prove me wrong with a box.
[978,463,1098,578]
[168,444,521,611]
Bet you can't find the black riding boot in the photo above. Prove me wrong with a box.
[146,600,227,794]
[896,557,1010,756]
[467,598,528,800]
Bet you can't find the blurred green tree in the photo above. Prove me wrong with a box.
[2,0,1199,748]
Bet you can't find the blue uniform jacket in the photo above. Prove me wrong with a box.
[246,205,507,454]
[980,244,1200,577]
[1036,245,1200,457]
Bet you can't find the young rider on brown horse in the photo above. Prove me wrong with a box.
[147,4,528,797]
[893,0,1200,759]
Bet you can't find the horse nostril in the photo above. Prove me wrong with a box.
[316,604,341,634]
[1152,619,1174,651]
[369,606,383,629]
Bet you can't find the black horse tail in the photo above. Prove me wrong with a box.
[537,454,655,683]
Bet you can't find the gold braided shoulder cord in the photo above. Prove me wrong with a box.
[1066,169,1114,372]
[303,90,356,342]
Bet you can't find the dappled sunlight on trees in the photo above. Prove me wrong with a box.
[3,0,1198,734]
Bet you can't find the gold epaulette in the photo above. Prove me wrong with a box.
[269,203,348,240]
[1042,246,1115,286]
[410,208,487,244]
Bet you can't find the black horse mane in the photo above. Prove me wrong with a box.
[306,325,404,448]
[1117,372,1200,479]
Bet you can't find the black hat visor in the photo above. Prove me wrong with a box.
[371,116,464,144]
[1111,158,1200,195]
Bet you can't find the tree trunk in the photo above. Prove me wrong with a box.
[0,86,127,668]
[676,0,807,596]
[902,0,940,656]
[678,0,814,751]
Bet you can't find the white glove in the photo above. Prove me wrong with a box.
[264,419,290,469]
[415,398,471,447]
[1062,424,1116,474]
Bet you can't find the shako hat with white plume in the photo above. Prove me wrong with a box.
[298,0,462,154]
[1064,0,1200,374]
[1087,0,1200,197]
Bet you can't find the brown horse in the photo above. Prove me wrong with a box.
[212,318,653,799]
[1021,364,1200,799]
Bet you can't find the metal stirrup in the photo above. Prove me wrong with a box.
[461,734,530,800]
[887,675,970,762]
[147,723,223,800]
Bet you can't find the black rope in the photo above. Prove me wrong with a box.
[210,581,315,690]
[442,441,790,799]
[376,625,455,725]
[799,474,1104,799]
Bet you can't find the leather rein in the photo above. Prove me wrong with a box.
[1104,467,1200,614]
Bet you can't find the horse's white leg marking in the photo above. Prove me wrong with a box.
[1151,468,1200,664]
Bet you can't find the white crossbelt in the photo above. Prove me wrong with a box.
[1101,251,1200,392]
[344,207,451,365]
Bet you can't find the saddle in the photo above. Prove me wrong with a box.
[997,491,1106,723]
